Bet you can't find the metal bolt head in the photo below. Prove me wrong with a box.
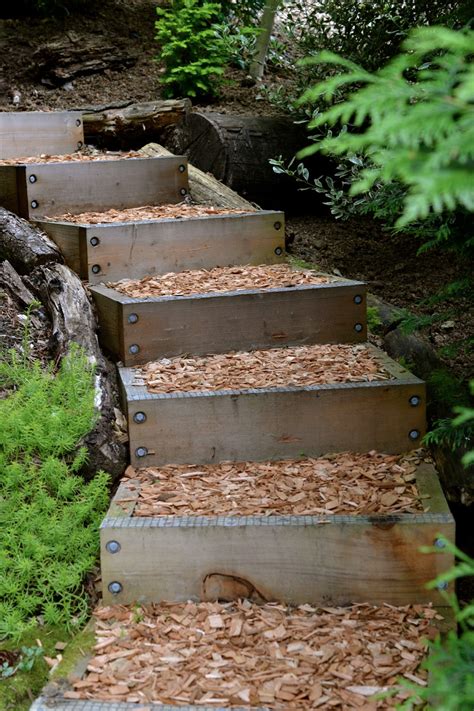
[434,538,446,550]
[108,581,123,594]
[178,164,186,173]
[90,236,100,247]
[180,187,187,196]
[274,221,282,230]
[436,581,449,591]
[274,247,283,256]
[106,540,121,554]
[354,323,363,333]
[77,141,83,149]
[76,118,82,127]
[128,313,139,324]
[353,294,363,305]
[133,411,147,424]
[91,264,101,274]
[135,447,148,458]
[31,200,39,209]
[409,395,421,407]
[129,344,140,355]
[29,174,37,184]
[409,429,420,441]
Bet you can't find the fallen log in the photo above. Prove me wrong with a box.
[83,100,191,149]
[33,33,138,87]
[163,111,329,210]
[0,208,127,482]
[139,142,257,210]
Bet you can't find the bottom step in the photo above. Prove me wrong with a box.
[33,600,444,710]
[101,455,454,607]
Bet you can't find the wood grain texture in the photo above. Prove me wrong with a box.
[39,211,285,283]
[100,464,454,606]
[33,221,84,274]
[90,280,367,364]
[119,348,426,466]
[0,166,20,213]
[11,156,189,219]
[0,111,83,159]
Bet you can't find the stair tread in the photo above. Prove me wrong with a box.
[0,149,143,166]
[46,202,259,225]
[67,600,439,708]
[133,343,393,395]
[123,452,424,518]
[108,263,341,298]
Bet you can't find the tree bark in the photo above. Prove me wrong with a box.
[164,111,324,210]
[249,0,281,81]
[139,142,258,210]
[0,208,63,274]
[83,100,191,149]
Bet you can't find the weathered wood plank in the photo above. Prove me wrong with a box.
[100,463,453,606]
[119,347,426,466]
[91,280,367,364]
[0,111,83,159]
[1,156,189,220]
[37,211,285,283]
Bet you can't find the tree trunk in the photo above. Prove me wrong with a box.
[139,142,258,210]
[0,208,127,482]
[82,100,191,150]
[249,0,281,81]
[164,111,325,210]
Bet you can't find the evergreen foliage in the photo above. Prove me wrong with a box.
[155,0,229,98]
[0,345,109,641]
[299,26,474,236]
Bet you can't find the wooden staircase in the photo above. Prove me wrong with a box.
[0,112,455,710]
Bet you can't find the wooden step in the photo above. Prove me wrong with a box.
[31,598,449,709]
[0,110,83,160]
[0,155,188,220]
[119,344,426,467]
[100,459,453,607]
[36,209,285,284]
[90,268,366,364]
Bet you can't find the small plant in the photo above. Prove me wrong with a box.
[155,0,230,98]
[366,306,382,335]
[0,344,109,641]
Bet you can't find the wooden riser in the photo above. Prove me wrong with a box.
[0,156,188,220]
[36,211,285,284]
[100,464,454,607]
[0,111,84,160]
[91,279,367,365]
[119,346,426,467]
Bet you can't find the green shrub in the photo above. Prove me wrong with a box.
[155,0,230,98]
[0,344,109,641]
[283,0,470,71]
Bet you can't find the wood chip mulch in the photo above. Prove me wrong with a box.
[110,264,332,298]
[126,452,425,518]
[67,600,439,708]
[0,150,142,165]
[46,203,256,225]
[135,344,392,394]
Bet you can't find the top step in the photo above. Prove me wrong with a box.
[0,111,84,160]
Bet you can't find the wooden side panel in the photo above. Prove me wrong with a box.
[91,288,124,357]
[0,166,20,212]
[121,376,427,466]
[91,282,367,365]
[81,212,285,284]
[21,157,189,219]
[35,221,84,275]
[101,515,453,607]
[0,111,83,159]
